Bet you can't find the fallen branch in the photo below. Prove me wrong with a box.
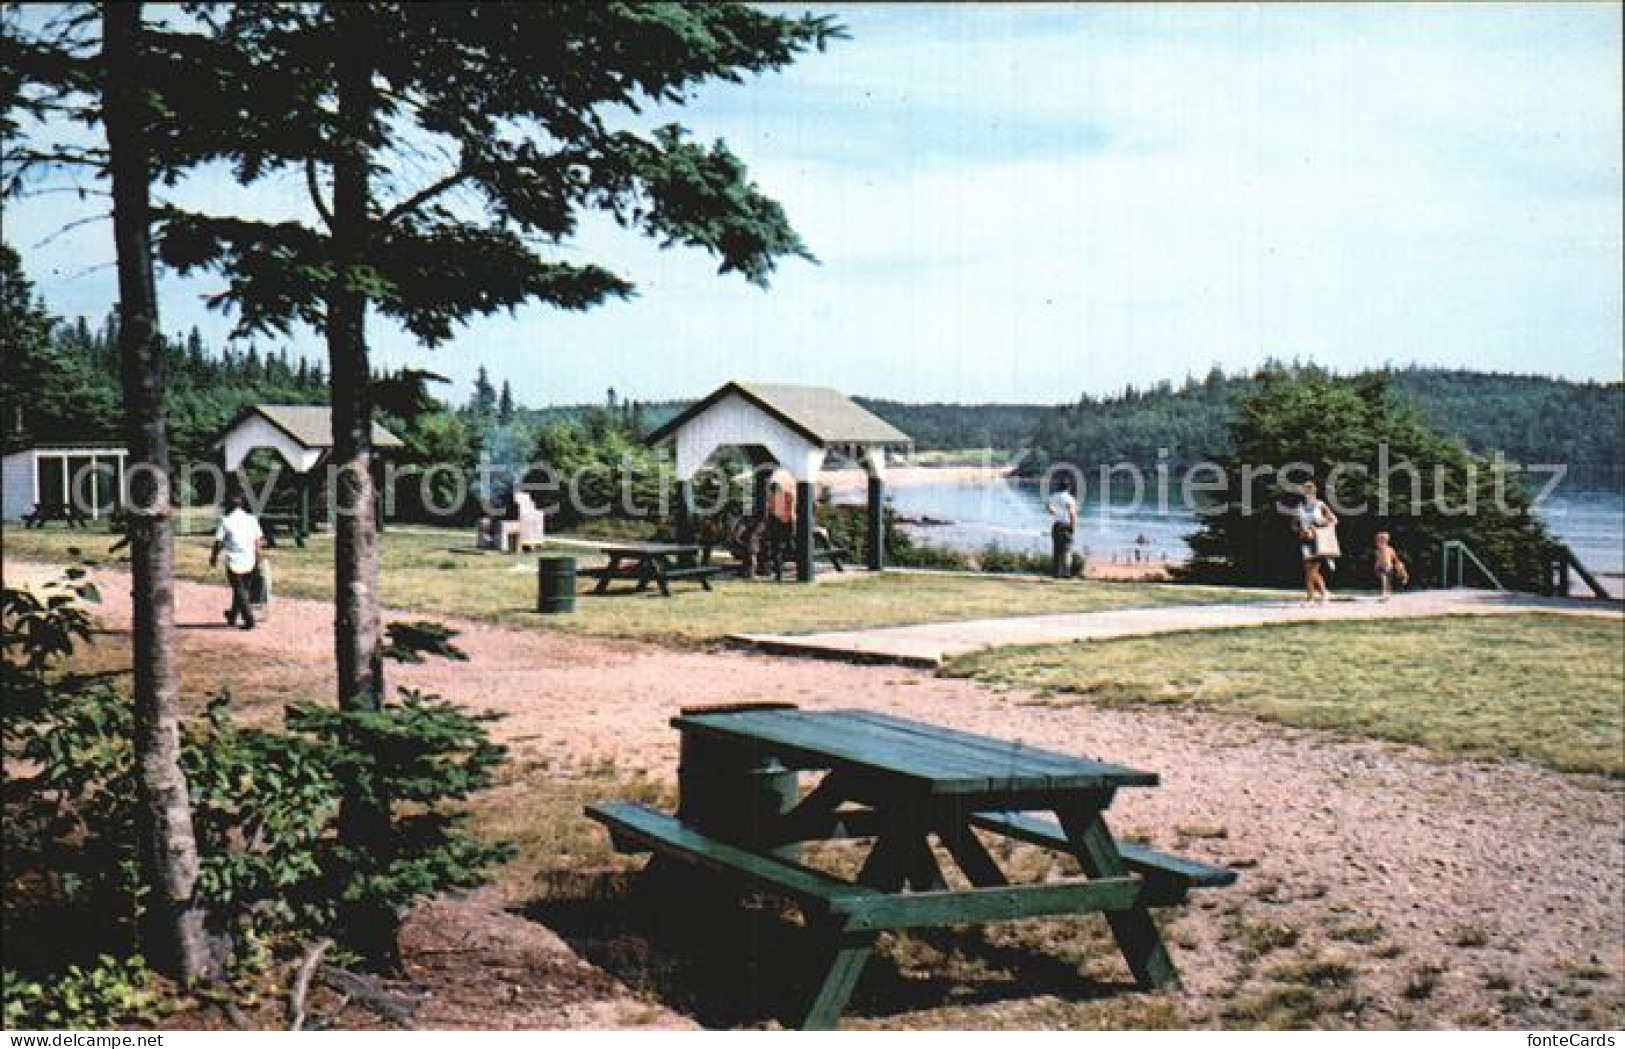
[287,939,333,1031]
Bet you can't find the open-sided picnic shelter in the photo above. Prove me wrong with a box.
[217,404,404,540]
[645,382,911,581]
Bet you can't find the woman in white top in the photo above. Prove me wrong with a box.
[1293,481,1339,604]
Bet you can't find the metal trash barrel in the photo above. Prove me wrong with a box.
[537,554,577,614]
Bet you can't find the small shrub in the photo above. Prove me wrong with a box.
[4,571,512,998]
[2,956,162,1030]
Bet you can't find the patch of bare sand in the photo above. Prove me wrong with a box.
[32,561,1625,1029]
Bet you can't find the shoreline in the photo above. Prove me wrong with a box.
[819,463,1015,492]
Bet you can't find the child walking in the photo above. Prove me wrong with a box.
[1373,531,1409,601]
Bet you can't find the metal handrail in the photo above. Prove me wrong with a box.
[1545,541,1614,600]
[1439,539,1505,591]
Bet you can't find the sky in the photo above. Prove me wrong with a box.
[7,3,1622,407]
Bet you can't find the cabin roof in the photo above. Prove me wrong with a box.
[645,382,910,449]
[221,404,404,450]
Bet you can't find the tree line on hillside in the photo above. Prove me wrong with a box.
[1017,364,1623,479]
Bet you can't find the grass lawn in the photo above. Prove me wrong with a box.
[943,614,1625,777]
[3,524,1248,645]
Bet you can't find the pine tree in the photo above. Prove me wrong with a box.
[154,2,839,965]
[470,365,497,417]
[497,379,515,424]
[103,1,214,979]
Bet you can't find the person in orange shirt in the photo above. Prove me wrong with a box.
[767,477,796,580]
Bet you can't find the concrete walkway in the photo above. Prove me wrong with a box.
[731,589,1624,668]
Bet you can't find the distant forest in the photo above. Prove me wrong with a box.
[9,274,1619,485]
[4,307,330,464]
[522,368,1621,480]
[1014,365,1622,479]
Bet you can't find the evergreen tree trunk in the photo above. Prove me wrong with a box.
[102,0,212,981]
[327,20,398,969]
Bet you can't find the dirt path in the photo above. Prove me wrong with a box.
[16,561,1623,1029]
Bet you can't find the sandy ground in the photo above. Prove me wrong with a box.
[14,560,1624,1029]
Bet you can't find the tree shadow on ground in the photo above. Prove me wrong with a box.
[522,867,1135,1029]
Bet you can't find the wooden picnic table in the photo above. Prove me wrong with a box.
[582,541,720,597]
[260,511,307,548]
[22,501,91,529]
[588,705,1236,1029]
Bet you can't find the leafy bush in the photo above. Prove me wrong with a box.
[2,956,162,1030]
[816,496,971,570]
[1181,366,1559,591]
[974,543,1054,575]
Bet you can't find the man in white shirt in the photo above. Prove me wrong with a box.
[1047,477,1079,579]
[210,495,264,630]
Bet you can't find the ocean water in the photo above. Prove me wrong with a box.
[836,476,1625,576]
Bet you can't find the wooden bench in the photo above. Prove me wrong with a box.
[588,801,876,915]
[815,544,849,572]
[260,511,307,548]
[589,802,1154,933]
[968,810,1236,904]
[661,565,723,591]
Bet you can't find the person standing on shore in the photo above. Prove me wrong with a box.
[1047,477,1079,579]
[210,494,264,630]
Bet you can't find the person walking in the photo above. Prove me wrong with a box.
[1373,531,1410,601]
[1293,481,1339,604]
[1047,477,1079,579]
[210,494,264,630]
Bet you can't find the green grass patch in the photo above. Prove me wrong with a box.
[3,525,1244,646]
[944,615,1625,777]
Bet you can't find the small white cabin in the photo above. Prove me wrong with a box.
[2,444,128,521]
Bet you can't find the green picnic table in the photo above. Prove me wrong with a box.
[260,511,307,548]
[581,541,721,597]
[587,704,1236,1029]
[22,501,90,529]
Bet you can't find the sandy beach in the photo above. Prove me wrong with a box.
[819,464,1015,492]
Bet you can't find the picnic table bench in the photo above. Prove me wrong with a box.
[587,704,1236,1029]
[581,542,721,597]
[22,501,91,529]
[260,511,307,548]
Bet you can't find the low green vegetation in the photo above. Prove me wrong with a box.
[944,615,1625,776]
[3,571,512,1026]
[1180,366,1565,591]
[2,526,1247,645]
